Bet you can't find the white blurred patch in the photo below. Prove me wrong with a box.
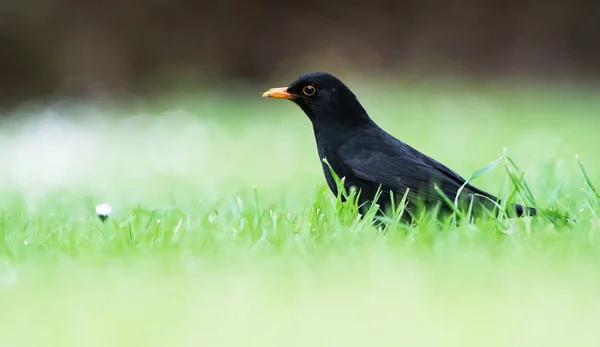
[95,203,113,216]
[0,102,317,210]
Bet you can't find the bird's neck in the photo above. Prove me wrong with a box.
[311,112,376,150]
[311,109,373,134]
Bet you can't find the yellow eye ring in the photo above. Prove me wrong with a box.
[302,85,316,96]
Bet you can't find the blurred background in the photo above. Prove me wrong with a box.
[0,0,599,212]
[1,0,599,107]
[2,5,600,346]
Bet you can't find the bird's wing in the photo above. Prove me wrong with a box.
[417,153,496,200]
[338,135,495,204]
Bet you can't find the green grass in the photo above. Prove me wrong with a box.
[1,80,600,346]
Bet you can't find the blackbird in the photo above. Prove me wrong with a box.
[262,72,537,219]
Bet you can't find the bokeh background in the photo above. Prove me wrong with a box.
[0,0,599,211]
[2,4,600,346]
[1,0,599,106]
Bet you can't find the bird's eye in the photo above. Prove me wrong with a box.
[302,85,316,96]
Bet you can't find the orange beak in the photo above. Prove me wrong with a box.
[262,87,295,99]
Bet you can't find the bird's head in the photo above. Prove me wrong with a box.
[262,72,371,126]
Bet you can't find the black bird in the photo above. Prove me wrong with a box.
[262,72,537,220]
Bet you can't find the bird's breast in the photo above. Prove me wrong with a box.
[316,145,352,197]
[313,126,358,197]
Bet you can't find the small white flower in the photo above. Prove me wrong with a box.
[95,203,113,216]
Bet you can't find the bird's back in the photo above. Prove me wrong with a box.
[329,123,510,214]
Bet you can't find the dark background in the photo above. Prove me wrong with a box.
[1,0,599,106]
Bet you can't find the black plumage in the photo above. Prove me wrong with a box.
[263,72,536,219]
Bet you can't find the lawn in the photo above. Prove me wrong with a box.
[0,78,599,346]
